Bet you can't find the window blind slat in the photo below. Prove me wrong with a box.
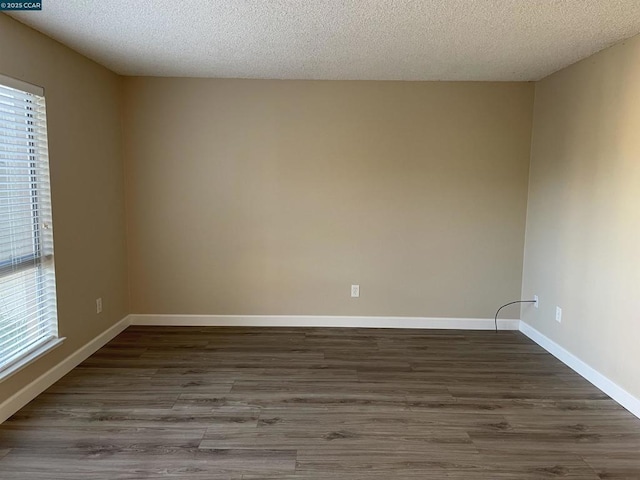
[0,102,43,113]
[0,277,56,294]
[0,287,49,311]
[0,121,47,131]
[0,85,44,101]
[0,335,55,372]
[0,328,57,357]
[0,333,55,369]
[0,305,56,334]
[0,318,55,349]
[0,320,56,344]
[1,309,56,335]
[0,306,56,330]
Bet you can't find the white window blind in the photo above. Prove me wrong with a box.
[0,76,59,377]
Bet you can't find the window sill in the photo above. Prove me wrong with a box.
[0,337,66,383]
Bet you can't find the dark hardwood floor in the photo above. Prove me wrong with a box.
[0,326,639,479]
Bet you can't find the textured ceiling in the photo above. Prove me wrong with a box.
[8,1,640,81]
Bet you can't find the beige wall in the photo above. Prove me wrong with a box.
[522,35,640,398]
[124,78,534,317]
[0,15,129,403]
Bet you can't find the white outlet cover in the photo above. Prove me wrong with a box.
[351,285,360,298]
[534,295,539,308]
[555,306,562,322]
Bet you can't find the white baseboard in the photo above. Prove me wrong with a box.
[519,321,640,420]
[0,315,131,424]
[129,314,521,330]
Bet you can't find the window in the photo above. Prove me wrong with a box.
[0,74,61,380]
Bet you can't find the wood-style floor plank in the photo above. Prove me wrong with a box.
[1,326,639,479]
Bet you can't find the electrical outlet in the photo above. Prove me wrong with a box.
[555,306,562,323]
[351,285,360,298]
[96,298,103,314]
[534,295,539,308]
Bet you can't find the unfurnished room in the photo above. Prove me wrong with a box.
[0,1,640,478]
